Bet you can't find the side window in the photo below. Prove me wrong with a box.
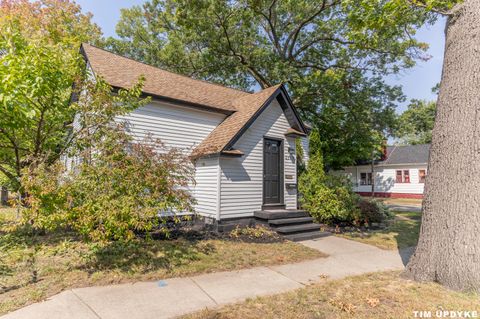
[360,172,373,185]
[396,170,410,183]
[396,170,403,183]
[360,173,367,185]
[419,170,426,183]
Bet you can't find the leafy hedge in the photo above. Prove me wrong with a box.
[21,129,195,242]
[299,130,392,226]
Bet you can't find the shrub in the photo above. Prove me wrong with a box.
[356,198,394,224]
[22,129,195,242]
[299,150,359,225]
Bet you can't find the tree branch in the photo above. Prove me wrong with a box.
[292,36,354,59]
[0,164,16,182]
[406,0,453,16]
[254,0,284,57]
[214,12,271,88]
[285,0,335,59]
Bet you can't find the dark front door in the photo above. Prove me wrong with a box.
[263,138,283,205]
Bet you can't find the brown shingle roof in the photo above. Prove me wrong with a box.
[191,85,282,158]
[81,44,301,159]
[81,43,248,113]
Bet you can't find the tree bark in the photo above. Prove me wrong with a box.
[0,186,8,206]
[405,0,480,291]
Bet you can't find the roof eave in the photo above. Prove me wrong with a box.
[221,85,283,153]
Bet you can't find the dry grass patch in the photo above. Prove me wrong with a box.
[338,211,421,250]
[0,208,324,315]
[380,198,423,206]
[184,271,480,319]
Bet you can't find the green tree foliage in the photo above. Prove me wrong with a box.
[0,23,80,190]
[0,0,102,190]
[395,99,436,145]
[106,0,459,168]
[0,0,102,47]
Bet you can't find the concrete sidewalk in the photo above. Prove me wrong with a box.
[387,204,422,213]
[1,237,413,319]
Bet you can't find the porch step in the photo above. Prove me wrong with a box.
[254,209,330,241]
[276,223,322,234]
[268,217,314,226]
[284,230,331,242]
[254,209,309,220]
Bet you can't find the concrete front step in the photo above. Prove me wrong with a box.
[254,209,330,241]
[275,223,322,234]
[284,230,331,242]
[268,217,314,226]
[254,209,309,220]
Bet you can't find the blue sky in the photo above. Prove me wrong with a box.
[76,0,446,113]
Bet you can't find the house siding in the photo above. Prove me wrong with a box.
[339,164,427,197]
[116,100,226,217]
[219,99,297,219]
[116,100,226,151]
[194,156,220,218]
[300,136,310,166]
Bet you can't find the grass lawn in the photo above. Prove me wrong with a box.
[338,211,421,250]
[380,198,423,206]
[184,271,480,319]
[0,207,325,315]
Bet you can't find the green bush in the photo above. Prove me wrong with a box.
[22,129,195,242]
[356,198,394,225]
[299,149,359,225]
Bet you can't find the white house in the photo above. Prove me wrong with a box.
[338,144,430,199]
[80,44,313,232]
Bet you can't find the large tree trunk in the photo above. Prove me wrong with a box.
[405,0,480,291]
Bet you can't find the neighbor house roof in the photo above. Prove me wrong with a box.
[381,144,430,165]
[80,44,306,158]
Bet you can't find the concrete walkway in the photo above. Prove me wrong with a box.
[387,204,422,213]
[1,236,414,319]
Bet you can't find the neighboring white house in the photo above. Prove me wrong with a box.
[337,144,430,199]
[80,44,309,228]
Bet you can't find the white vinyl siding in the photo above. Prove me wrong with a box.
[340,165,427,195]
[116,100,226,217]
[300,136,310,166]
[219,99,297,219]
[116,100,226,151]
[194,156,220,218]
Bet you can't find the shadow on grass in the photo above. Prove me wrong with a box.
[83,238,217,274]
[83,229,284,274]
[393,211,421,266]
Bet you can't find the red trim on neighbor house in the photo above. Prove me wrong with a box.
[356,192,423,199]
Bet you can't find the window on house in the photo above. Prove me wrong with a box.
[396,170,410,183]
[404,170,410,183]
[360,172,373,185]
[419,170,426,183]
[396,170,403,183]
